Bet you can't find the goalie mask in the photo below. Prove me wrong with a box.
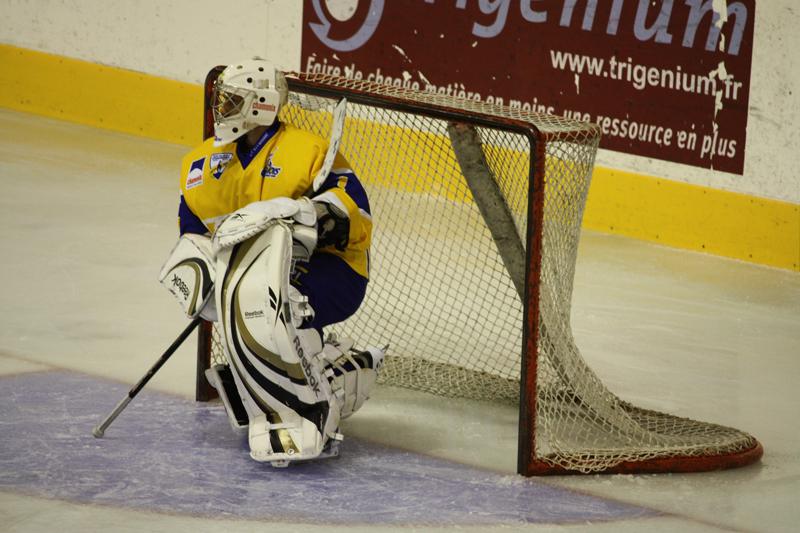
[212,58,288,146]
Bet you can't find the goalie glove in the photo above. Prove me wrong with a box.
[158,233,217,321]
[313,200,350,251]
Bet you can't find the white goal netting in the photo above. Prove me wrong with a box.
[204,71,760,474]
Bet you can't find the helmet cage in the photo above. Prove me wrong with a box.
[212,83,249,122]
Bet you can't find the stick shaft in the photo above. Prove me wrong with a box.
[93,317,202,437]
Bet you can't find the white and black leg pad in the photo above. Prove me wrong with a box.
[204,364,248,431]
[158,233,216,320]
[214,221,342,465]
[321,341,386,419]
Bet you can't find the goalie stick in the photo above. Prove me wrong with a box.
[92,317,202,438]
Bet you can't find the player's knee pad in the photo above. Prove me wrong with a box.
[214,222,342,465]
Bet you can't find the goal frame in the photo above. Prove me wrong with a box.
[194,66,763,476]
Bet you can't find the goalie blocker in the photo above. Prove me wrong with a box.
[158,233,216,321]
[161,198,384,466]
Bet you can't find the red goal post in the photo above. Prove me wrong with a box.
[195,66,762,476]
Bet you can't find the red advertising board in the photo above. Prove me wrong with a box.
[301,0,755,174]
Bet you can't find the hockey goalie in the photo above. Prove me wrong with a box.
[159,58,384,466]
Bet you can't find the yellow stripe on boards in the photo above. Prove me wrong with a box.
[584,167,800,271]
[1,44,797,271]
[0,44,202,146]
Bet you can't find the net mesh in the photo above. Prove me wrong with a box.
[208,72,758,473]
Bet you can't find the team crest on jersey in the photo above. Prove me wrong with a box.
[210,152,233,179]
[186,157,205,189]
[262,152,282,179]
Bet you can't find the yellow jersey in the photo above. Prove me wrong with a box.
[178,122,371,279]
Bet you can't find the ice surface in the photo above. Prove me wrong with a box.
[1,108,798,532]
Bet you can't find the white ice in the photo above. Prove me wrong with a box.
[0,108,798,532]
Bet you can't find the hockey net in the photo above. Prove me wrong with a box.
[196,68,762,475]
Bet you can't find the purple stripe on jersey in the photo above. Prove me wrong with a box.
[0,371,658,526]
[178,195,208,235]
[315,170,372,215]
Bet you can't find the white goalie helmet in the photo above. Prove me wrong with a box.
[212,58,288,146]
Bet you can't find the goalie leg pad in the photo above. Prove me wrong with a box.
[214,222,342,465]
[322,341,385,419]
[204,364,248,431]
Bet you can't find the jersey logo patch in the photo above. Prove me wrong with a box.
[186,157,205,189]
[262,152,282,179]
[210,153,233,179]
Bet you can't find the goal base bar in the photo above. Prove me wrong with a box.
[523,441,763,476]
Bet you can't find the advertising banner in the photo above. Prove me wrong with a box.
[302,0,755,174]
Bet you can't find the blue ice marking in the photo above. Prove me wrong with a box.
[0,371,658,525]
